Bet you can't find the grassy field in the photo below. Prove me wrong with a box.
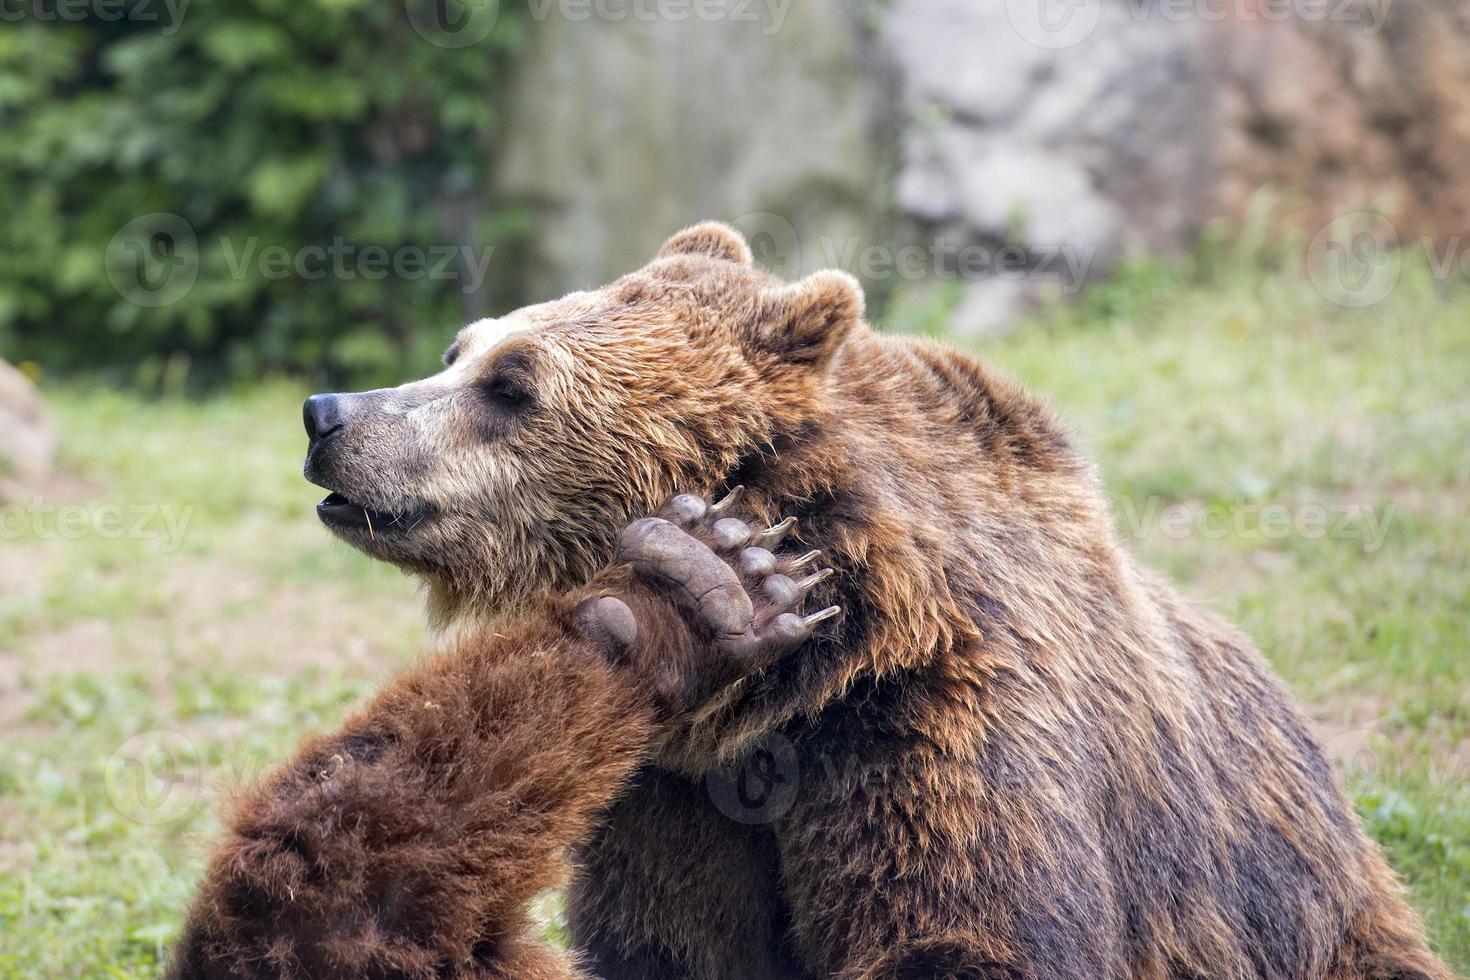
[2,259,1467,976]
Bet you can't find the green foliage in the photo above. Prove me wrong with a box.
[0,0,532,388]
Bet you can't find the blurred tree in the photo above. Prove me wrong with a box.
[0,0,531,388]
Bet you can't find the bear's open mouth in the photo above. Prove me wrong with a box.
[316,491,434,536]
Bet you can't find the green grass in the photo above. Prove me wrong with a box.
[0,382,425,977]
[2,259,1467,975]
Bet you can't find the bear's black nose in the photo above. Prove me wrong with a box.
[303,393,346,444]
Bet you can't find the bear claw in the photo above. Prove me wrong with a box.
[708,485,745,514]
[751,516,797,549]
[789,549,822,570]
[763,568,834,606]
[605,493,840,671]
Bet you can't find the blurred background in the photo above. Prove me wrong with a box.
[1,1,1468,975]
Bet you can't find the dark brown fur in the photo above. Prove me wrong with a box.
[169,605,650,979]
[182,222,1451,979]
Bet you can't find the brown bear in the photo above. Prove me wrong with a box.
[173,222,1451,978]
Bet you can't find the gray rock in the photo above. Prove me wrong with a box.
[0,359,55,500]
[883,0,1211,336]
[881,0,1470,335]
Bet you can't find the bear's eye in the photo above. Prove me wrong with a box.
[479,374,531,410]
[474,349,536,430]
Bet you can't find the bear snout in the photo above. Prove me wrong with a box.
[303,392,348,446]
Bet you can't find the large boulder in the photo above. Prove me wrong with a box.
[883,0,1212,334]
[0,359,56,501]
[882,0,1470,335]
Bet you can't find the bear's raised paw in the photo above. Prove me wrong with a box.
[577,488,840,714]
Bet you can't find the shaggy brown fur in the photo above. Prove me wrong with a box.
[185,221,1451,978]
[168,494,836,978]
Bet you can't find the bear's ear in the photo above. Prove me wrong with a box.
[747,270,864,368]
[657,222,753,265]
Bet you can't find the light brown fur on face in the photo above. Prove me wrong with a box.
[295,221,1451,979]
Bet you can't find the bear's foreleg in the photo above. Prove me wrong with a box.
[166,611,653,980]
[168,491,836,979]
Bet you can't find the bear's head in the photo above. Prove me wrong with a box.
[302,222,865,622]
